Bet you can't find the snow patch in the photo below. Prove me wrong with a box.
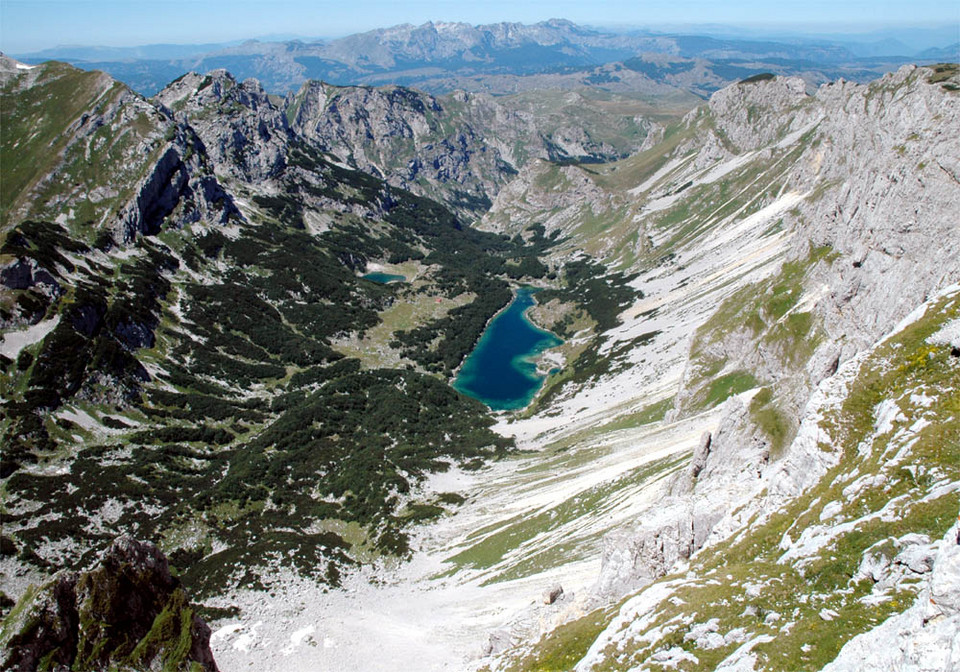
[628,154,695,196]
[282,625,316,655]
[694,190,808,260]
[698,150,758,185]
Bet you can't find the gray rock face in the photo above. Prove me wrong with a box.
[0,257,60,296]
[707,75,812,152]
[481,158,624,241]
[156,70,291,184]
[291,83,514,218]
[595,499,696,598]
[796,69,960,361]
[288,82,648,219]
[578,68,960,666]
[680,430,713,491]
[674,64,960,431]
[115,135,241,242]
[290,81,505,212]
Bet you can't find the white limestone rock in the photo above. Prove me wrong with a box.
[821,515,960,672]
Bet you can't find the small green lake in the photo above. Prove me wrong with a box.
[363,272,405,284]
[453,287,563,411]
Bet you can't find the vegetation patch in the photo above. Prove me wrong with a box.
[506,607,616,672]
[695,369,758,410]
[598,397,675,432]
[749,387,792,457]
[924,63,959,87]
[738,72,777,85]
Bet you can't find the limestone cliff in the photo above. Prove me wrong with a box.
[0,61,239,245]
[484,65,960,672]
[155,70,291,184]
[287,81,655,219]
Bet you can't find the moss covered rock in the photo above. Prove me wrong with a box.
[0,536,217,672]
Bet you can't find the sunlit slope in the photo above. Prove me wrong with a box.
[498,286,960,672]
[1,61,170,232]
[485,66,959,442]
[469,65,959,671]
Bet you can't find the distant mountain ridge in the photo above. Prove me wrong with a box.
[15,19,943,96]
[14,41,240,62]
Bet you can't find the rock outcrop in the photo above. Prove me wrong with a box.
[288,82,644,219]
[820,517,960,672]
[156,70,291,184]
[115,136,240,243]
[595,500,697,598]
[0,536,218,671]
[0,60,242,244]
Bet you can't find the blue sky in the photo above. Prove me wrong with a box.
[2,0,958,53]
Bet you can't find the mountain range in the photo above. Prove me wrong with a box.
[16,19,950,97]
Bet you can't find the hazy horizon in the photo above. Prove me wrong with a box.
[3,0,958,55]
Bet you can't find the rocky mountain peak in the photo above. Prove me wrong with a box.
[156,68,290,183]
[0,537,218,671]
[704,73,811,151]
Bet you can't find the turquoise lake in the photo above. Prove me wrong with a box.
[453,287,563,411]
[363,272,405,284]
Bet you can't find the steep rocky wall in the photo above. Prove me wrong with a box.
[488,67,960,672]
[647,65,959,580]
[673,66,960,416]
[287,81,654,219]
[796,67,960,360]
[156,70,291,183]
[114,124,242,243]
[289,81,534,217]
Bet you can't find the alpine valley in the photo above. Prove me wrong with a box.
[0,19,959,672]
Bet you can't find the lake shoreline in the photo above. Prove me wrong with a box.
[452,286,563,411]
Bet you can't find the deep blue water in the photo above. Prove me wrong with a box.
[453,287,563,411]
[363,272,405,284]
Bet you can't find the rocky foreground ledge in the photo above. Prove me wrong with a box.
[0,536,218,671]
